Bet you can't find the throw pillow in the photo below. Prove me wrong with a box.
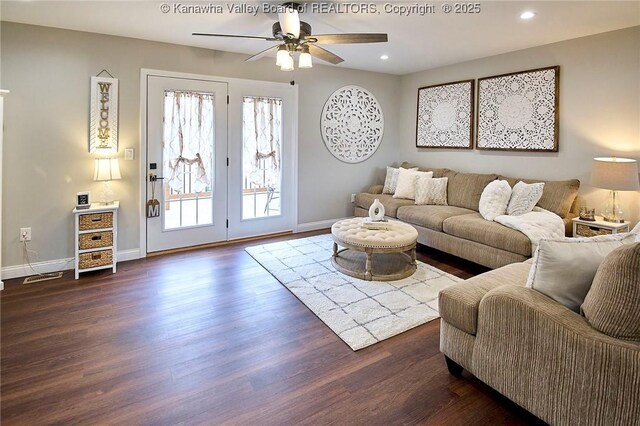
[382,166,418,195]
[394,169,433,200]
[507,181,545,216]
[415,177,448,205]
[526,232,638,312]
[479,180,512,221]
[581,243,640,340]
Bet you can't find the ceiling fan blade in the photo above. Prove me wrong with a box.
[278,4,300,38]
[308,33,388,44]
[192,33,277,41]
[308,45,344,65]
[245,45,281,62]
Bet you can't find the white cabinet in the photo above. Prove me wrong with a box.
[73,202,119,279]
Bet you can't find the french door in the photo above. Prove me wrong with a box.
[146,75,228,252]
[227,80,296,240]
[144,72,296,254]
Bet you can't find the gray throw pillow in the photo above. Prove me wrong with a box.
[526,232,637,312]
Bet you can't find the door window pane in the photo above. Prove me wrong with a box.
[162,90,215,230]
[242,96,283,220]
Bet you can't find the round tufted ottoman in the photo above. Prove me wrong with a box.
[331,217,418,281]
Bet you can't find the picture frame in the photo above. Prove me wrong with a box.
[415,79,474,149]
[89,75,119,154]
[76,191,91,209]
[476,66,559,152]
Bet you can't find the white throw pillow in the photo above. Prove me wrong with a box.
[479,180,512,221]
[507,181,545,216]
[415,177,448,205]
[382,166,418,194]
[393,169,432,200]
[526,232,638,312]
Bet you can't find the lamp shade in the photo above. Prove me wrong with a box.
[591,157,639,191]
[94,158,122,181]
[299,51,312,68]
[276,46,288,67]
[280,54,294,71]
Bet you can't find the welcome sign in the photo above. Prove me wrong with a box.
[89,75,118,153]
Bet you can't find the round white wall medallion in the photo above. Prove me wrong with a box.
[320,85,384,163]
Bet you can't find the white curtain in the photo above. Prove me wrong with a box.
[242,97,282,189]
[163,91,214,193]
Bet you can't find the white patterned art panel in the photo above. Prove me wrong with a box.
[416,80,474,148]
[321,85,384,163]
[477,67,559,151]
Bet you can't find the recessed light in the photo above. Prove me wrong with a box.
[380,54,389,60]
[520,11,536,20]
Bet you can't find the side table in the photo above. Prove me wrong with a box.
[572,216,630,238]
[73,202,119,279]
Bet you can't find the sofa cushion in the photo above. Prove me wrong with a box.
[581,243,640,340]
[354,193,414,218]
[396,205,474,232]
[447,172,498,211]
[439,262,531,335]
[500,176,580,218]
[400,162,449,178]
[443,213,532,257]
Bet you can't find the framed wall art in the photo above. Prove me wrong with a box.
[416,80,474,149]
[89,73,119,154]
[476,66,559,152]
[320,85,384,163]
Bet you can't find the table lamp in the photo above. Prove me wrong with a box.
[94,158,121,204]
[590,157,639,223]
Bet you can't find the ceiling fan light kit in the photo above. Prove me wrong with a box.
[298,46,313,68]
[193,2,388,72]
[281,54,295,71]
[276,45,289,66]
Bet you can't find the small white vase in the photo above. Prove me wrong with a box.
[369,198,385,222]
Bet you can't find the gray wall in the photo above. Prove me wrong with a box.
[398,26,640,226]
[0,22,401,267]
[2,21,639,269]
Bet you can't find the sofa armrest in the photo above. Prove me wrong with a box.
[367,184,383,194]
[480,286,640,349]
[473,285,640,425]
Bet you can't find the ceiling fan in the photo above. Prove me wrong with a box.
[193,2,388,70]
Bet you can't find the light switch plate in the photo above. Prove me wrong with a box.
[124,148,135,161]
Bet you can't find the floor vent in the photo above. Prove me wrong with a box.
[23,272,64,284]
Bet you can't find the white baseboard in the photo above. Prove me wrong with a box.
[1,248,143,280]
[118,249,142,263]
[296,217,351,233]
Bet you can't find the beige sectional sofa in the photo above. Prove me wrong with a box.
[439,244,640,425]
[354,162,580,269]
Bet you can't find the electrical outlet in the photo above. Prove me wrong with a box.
[20,227,32,242]
[350,193,356,203]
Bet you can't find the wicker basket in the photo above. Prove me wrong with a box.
[79,231,113,250]
[576,224,611,238]
[79,212,113,231]
[78,250,113,269]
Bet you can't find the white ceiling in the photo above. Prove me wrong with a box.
[2,1,639,75]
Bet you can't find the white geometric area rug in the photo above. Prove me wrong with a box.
[245,234,462,351]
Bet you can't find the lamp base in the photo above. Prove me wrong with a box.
[99,180,114,205]
[602,217,626,224]
[602,190,626,224]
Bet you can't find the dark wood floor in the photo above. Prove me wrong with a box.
[1,230,544,425]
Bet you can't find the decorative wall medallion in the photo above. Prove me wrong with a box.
[89,75,119,153]
[416,80,474,149]
[476,66,559,152]
[321,85,384,163]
